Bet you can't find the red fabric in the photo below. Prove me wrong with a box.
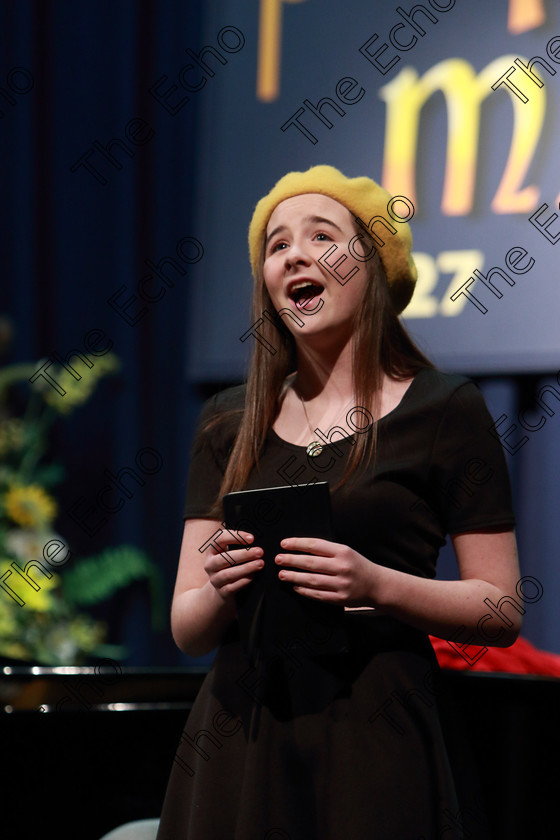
[429,634,560,677]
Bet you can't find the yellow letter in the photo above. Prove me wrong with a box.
[257,0,306,102]
[491,58,545,214]
[379,57,544,215]
[508,0,545,34]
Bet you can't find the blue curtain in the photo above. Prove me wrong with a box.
[1,0,206,664]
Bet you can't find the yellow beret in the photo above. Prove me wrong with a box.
[248,164,417,314]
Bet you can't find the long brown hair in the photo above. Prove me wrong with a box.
[202,221,434,519]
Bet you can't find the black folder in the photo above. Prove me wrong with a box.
[223,482,348,664]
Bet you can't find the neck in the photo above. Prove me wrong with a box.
[292,334,355,402]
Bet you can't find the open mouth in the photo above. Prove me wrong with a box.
[288,280,324,310]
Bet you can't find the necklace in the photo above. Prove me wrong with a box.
[297,389,355,457]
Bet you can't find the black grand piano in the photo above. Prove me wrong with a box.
[1,664,559,839]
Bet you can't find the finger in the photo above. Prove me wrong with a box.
[215,532,262,561]
[207,551,263,576]
[279,537,337,555]
[219,529,255,548]
[206,531,255,557]
[278,569,339,590]
[218,574,265,597]
[275,553,338,573]
[225,545,264,565]
[209,557,265,586]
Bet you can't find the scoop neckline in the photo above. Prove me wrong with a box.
[268,368,425,452]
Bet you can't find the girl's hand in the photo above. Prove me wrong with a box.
[275,537,379,607]
[203,530,264,602]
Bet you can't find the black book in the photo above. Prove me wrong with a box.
[223,482,348,664]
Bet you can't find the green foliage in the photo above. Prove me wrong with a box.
[61,545,165,630]
[31,463,65,488]
[0,346,165,664]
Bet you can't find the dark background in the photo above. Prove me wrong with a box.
[1,0,559,668]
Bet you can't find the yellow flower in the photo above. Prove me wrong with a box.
[0,640,30,660]
[3,484,57,528]
[40,352,120,414]
[0,596,18,635]
[69,615,106,650]
[0,559,60,612]
[43,368,96,413]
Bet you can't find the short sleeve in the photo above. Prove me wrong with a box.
[183,395,226,519]
[429,382,516,534]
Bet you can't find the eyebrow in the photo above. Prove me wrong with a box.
[265,215,344,248]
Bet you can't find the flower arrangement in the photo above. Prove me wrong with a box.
[0,327,164,665]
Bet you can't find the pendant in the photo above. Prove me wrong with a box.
[306,441,323,457]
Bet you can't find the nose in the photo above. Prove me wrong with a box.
[283,240,311,270]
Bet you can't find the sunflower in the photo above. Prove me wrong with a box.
[3,484,57,529]
[0,559,60,612]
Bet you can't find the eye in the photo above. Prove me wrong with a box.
[269,240,287,254]
[315,232,332,242]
